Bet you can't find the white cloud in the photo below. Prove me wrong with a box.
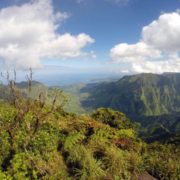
[0,0,94,69]
[110,10,180,73]
[131,55,180,73]
[142,11,180,52]
[110,42,161,63]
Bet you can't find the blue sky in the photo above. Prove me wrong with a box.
[57,0,179,49]
[56,0,180,70]
[0,0,180,85]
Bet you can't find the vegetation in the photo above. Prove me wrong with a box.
[0,71,179,179]
[62,73,180,142]
[79,73,180,116]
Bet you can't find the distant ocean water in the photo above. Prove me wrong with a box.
[0,66,124,86]
[34,73,120,86]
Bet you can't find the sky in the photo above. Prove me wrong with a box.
[0,0,180,84]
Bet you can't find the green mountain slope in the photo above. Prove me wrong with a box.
[80,73,180,117]
[0,74,180,179]
[61,73,180,142]
[1,73,180,142]
[0,81,86,114]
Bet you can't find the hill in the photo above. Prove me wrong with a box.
[1,73,180,143]
[62,73,180,142]
[0,95,179,179]
[80,73,180,117]
[0,74,180,179]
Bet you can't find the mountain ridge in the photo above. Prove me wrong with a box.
[79,73,180,117]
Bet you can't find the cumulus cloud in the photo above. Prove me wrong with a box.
[131,54,180,73]
[142,12,180,52]
[110,42,161,63]
[110,10,180,73]
[0,0,94,69]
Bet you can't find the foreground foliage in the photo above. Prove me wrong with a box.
[0,101,179,179]
[0,73,179,179]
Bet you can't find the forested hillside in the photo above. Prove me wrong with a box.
[1,73,180,143]
[79,73,180,116]
[61,73,180,143]
[0,75,179,179]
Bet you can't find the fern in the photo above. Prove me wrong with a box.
[74,160,105,180]
[72,147,105,179]
[63,131,84,150]
[88,127,114,148]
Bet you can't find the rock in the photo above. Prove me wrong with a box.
[138,172,157,180]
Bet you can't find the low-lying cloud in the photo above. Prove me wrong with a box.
[0,0,94,69]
